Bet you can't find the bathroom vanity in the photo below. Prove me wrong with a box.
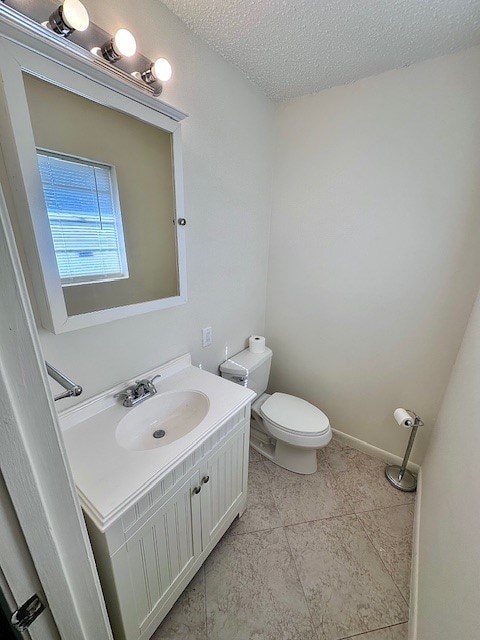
[60,354,254,640]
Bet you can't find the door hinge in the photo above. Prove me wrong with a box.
[11,594,45,632]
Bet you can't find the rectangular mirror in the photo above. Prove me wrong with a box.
[0,38,187,333]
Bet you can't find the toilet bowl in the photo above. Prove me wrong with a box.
[220,347,332,474]
[251,392,331,474]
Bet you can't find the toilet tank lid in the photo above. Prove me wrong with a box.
[220,347,272,376]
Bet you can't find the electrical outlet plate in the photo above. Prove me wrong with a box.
[202,326,212,348]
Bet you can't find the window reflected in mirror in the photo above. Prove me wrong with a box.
[37,150,129,286]
[23,73,179,317]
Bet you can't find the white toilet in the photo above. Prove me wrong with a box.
[220,347,332,474]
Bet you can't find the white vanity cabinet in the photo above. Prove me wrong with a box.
[84,406,250,640]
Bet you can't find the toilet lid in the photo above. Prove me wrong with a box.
[260,393,330,435]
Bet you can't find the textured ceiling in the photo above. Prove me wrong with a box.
[161,0,480,101]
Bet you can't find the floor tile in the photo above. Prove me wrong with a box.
[285,515,408,640]
[263,459,353,526]
[249,446,263,462]
[229,460,283,535]
[317,436,349,470]
[322,445,380,475]
[324,448,415,513]
[358,505,415,601]
[328,434,351,450]
[205,527,317,640]
[345,622,408,639]
[150,566,206,640]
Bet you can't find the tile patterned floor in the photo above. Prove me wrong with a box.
[152,437,415,640]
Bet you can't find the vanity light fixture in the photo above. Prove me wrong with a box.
[47,0,89,37]
[0,2,178,99]
[99,28,136,63]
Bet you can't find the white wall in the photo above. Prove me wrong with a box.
[266,46,480,462]
[23,0,274,403]
[414,284,480,639]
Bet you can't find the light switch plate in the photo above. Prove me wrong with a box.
[202,326,212,348]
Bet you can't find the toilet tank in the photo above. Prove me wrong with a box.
[219,347,272,397]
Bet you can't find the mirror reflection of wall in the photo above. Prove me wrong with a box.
[23,73,179,317]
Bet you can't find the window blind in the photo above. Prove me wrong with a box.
[37,151,128,285]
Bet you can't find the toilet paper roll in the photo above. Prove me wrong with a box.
[249,335,266,353]
[394,408,413,428]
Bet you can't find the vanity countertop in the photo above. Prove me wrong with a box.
[60,354,254,530]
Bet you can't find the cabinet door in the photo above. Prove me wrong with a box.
[200,427,246,547]
[123,470,201,638]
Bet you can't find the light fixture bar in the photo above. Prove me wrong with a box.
[1,0,174,99]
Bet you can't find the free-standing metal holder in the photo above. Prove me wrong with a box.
[385,410,423,492]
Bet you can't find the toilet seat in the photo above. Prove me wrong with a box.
[260,392,330,437]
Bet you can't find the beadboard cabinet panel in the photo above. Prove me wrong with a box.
[200,427,246,546]
[124,470,201,636]
[86,411,250,640]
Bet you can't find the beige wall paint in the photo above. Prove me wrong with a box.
[415,284,480,639]
[23,73,178,316]
[6,0,275,403]
[266,46,480,463]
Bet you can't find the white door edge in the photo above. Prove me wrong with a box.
[0,473,59,639]
[0,174,113,639]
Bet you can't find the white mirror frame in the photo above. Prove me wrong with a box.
[0,9,188,333]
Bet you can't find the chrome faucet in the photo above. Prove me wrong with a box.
[115,375,161,407]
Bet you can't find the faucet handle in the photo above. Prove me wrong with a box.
[114,387,133,398]
[114,387,135,406]
[135,377,160,395]
[150,374,161,384]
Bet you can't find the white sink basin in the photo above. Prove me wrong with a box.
[116,390,210,451]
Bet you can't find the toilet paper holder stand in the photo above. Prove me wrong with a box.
[385,410,423,492]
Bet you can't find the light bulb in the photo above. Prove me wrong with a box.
[62,0,89,32]
[47,0,89,37]
[113,29,136,57]
[152,58,172,82]
[100,28,137,63]
[140,58,173,91]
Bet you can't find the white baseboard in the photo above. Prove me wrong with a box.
[332,428,420,474]
[408,467,422,640]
